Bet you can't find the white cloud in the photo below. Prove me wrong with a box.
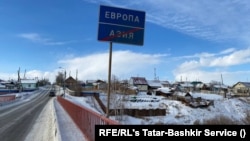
[147,0,250,42]
[0,69,55,83]
[174,70,250,85]
[24,70,56,81]
[0,51,168,83]
[1,48,250,86]
[176,48,250,68]
[0,73,18,81]
[52,48,250,85]
[210,52,250,67]
[176,52,215,60]
[219,48,236,55]
[174,60,201,73]
[18,33,74,45]
[173,48,250,85]
[57,50,167,81]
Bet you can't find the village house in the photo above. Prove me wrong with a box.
[84,79,107,90]
[20,79,38,91]
[195,83,211,91]
[232,82,250,97]
[180,81,194,92]
[94,79,107,90]
[160,80,171,87]
[129,77,148,92]
[84,80,96,90]
[65,76,78,89]
[147,79,162,93]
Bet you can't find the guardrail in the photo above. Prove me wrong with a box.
[57,96,119,141]
[0,95,16,103]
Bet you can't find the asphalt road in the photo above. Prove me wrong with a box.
[0,89,51,141]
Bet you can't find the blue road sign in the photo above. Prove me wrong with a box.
[98,5,145,46]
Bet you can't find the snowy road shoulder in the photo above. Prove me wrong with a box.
[24,98,57,141]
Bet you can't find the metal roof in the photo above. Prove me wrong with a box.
[20,79,37,83]
[130,77,148,85]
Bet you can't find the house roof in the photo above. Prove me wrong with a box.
[160,81,170,85]
[65,76,76,83]
[147,80,162,88]
[156,87,172,94]
[233,82,250,88]
[96,79,105,83]
[196,83,204,88]
[85,79,105,84]
[191,81,202,85]
[213,84,228,89]
[86,80,96,84]
[180,82,193,87]
[130,77,148,85]
[241,82,250,87]
[21,79,37,83]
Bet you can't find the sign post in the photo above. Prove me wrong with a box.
[98,5,145,117]
[107,41,112,118]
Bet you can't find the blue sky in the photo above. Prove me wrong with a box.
[1,0,250,86]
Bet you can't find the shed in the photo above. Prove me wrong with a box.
[129,77,148,92]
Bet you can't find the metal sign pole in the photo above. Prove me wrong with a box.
[106,41,112,118]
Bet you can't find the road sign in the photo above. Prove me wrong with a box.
[98,5,146,46]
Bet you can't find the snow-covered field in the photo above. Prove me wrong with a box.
[1,87,249,141]
[65,91,250,125]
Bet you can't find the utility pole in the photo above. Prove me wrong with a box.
[221,74,226,98]
[76,69,78,82]
[221,74,224,85]
[17,67,21,92]
[23,69,26,79]
[154,68,156,80]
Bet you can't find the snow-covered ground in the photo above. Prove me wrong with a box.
[65,90,250,125]
[24,97,57,141]
[23,97,87,141]
[1,87,250,141]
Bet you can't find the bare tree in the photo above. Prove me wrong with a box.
[55,72,64,86]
